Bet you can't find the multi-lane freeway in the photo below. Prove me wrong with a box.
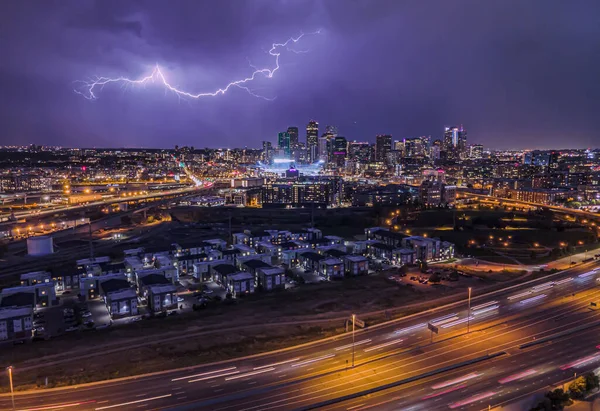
[3,262,600,411]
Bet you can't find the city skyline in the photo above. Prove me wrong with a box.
[1,1,599,149]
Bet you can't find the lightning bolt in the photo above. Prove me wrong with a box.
[74,30,321,101]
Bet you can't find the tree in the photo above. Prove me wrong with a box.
[547,388,572,408]
[429,273,441,283]
[569,376,587,399]
[584,372,600,392]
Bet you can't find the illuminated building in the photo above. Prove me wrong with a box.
[306,120,319,163]
[332,136,348,167]
[470,144,483,159]
[278,132,291,157]
[443,126,467,161]
[375,134,392,163]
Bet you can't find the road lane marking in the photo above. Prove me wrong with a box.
[225,367,276,381]
[171,367,237,382]
[291,354,335,367]
[334,339,372,351]
[188,370,240,383]
[17,400,97,411]
[94,394,172,410]
[253,358,300,370]
[364,338,403,352]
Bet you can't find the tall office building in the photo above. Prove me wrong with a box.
[262,141,273,163]
[348,142,372,163]
[318,136,329,163]
[375,134,392,163]
[443,126,467,160]
[404,137,425,158]
[278,132,291,157]
[306,120,319,163]
[287,126,299,149]
[332,136,348,167]
[286,126,300,161]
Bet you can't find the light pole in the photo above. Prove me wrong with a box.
[351,314,356,368]
[7,366,15,411]
[467,287,472,334]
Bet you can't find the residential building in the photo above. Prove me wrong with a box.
[319,257,344,279]
[0,307,33,343]
[225,272,255,296]
[344,255,369,276]
[257,267,285,291]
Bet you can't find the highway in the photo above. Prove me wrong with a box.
[1,185,204,222]
[460,191,600,222]
[2,262,600,411]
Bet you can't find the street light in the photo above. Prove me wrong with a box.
[467,287,472,334]
[7,366,15,411]
[351,314,356,368]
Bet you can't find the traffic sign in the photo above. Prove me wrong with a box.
[427,322,439,334]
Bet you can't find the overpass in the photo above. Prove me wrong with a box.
[460,190,600,222]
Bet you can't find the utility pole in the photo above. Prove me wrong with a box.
[88,220,94,261]
[228,210,232,245]
[467,287,472,334]
[351,314,356,368]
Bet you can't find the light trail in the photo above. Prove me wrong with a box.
[519,294,547,305]
[431,372,481,389]
[498,369,537,384]
[363,339,403,352]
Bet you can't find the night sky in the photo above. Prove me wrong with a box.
[1,0,599,149]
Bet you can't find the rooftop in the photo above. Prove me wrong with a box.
[322,257,343,266]
[147,284,177,294]
[212,264,238,275]
[100,278,131,294]
[0,292,35,309]
[106,288,137,300]
[227,272,254,282]
[260,267,285,275]
[140,274,171,287]
[300,251,325,262]
[242,259,272,270]
[0,307,32,320]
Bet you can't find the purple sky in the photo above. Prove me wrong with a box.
[1,0,599,149]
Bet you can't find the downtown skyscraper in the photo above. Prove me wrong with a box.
[306,120,319,163]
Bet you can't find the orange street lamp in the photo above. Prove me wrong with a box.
[7,366,15,411]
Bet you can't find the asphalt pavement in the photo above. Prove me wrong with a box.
[2,262,600,411]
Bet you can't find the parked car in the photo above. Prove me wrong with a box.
[81,311,93,318]
[177,296,185,302]
[33,319,46,327]
[410,276,417,281]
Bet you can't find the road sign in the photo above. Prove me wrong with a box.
[351,317,366,328]
[427,322,439,334]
